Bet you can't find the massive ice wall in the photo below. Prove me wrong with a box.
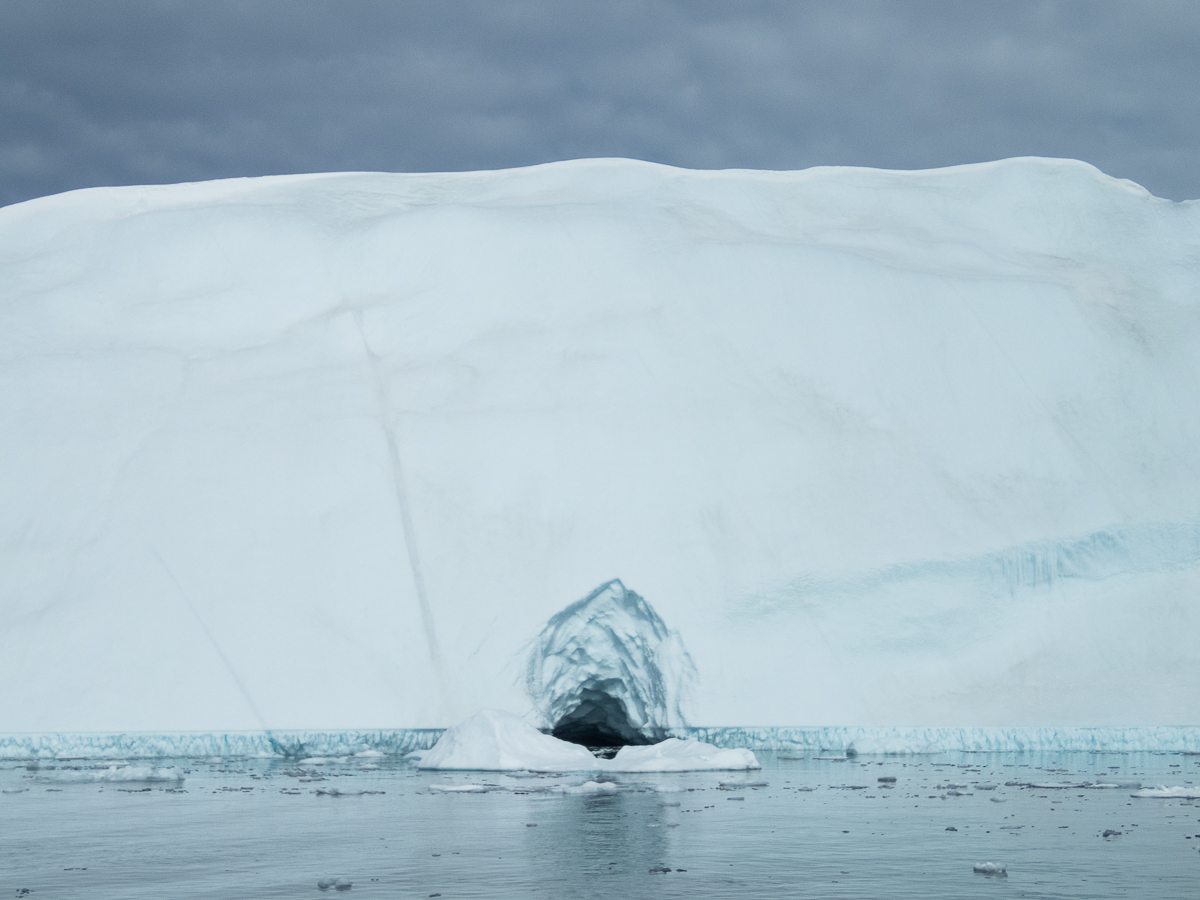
[1,157,1199,734]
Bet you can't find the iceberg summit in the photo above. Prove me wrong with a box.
[1,157,1199,746]
[526,579,696,746]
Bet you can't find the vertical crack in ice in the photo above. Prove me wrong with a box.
[146,544,268,730]
[353,310,448,706]
[526,579,697,746]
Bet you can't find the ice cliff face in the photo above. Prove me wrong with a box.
[1,157,1199,734]
[525,580,696,745]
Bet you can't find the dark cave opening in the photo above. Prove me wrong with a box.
[550,685,652,750]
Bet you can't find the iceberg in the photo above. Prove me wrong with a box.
[417,709,759,772]
[1,157,1199,737]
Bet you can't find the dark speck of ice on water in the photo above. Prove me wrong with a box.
[2,749,1199,897]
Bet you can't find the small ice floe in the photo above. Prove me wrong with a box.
[355,750,384,758]
[317,876,352,891]
[973,862,1007,876]
[1131,786,1200,799]
[314,789,384,797]
[562,781,618,794]
[1102,829,1123,837]
[298,757,345,766]
[430,784,490,793]
[814,756,848,761]
[37,765,184,784]
[403,750,428,763]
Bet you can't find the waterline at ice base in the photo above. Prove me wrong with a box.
[1,157,1198,758]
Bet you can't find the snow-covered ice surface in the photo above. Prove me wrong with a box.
[417,709,598,771]
[2,157,1200,735]
[3,749,1198,898]
[416,709,759,772]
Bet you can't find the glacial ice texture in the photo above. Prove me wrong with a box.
[525,580,697,746]
[3,158,1200,732]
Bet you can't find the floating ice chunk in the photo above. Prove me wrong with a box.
[563,780,618,794]
[317,876,352,891]
[355,750,384,758]
[418,710,599,772]
[38,765,183,784]
[973,862,1006,876]
[1131,786,1200,799]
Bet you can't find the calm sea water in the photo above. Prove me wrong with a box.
[2,750,1197,898]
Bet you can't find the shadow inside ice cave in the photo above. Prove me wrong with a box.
[527,579,696,752]
[550,683,651,749]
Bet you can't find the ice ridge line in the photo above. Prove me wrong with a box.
[2,725,1198,759]
[0,729,445,760]
[677,725,1200,754]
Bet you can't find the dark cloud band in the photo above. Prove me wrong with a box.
[2,0,1198,207]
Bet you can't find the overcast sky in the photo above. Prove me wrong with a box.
[2,0,1198,208]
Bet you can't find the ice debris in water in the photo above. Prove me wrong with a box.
[563,781,618,794]
[37,765,183,784]
[317,876,352,891]
[973,862,1007,876]
[1131,786,1200,799]
[418,709,759,772]
[526,580,696,746]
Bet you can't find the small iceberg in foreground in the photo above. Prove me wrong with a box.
[37,764,184,784]
[417,709,759,772]
[1130,785,1200,799]
[973,862,1007,876]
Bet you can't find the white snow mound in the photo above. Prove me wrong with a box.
[606,738,760,773]
[417,709,759,772]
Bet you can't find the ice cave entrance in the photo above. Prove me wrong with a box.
[527,579,697,752]
[549,682,653,749]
